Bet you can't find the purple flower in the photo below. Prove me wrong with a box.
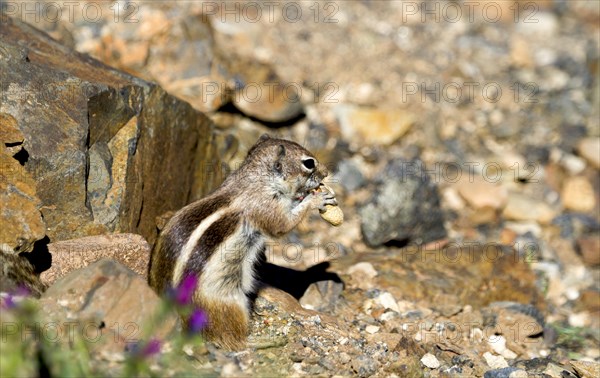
[188,309,209,333]
[1,285,30,309]
[141,338,161,357]
[14,285,30,297]
[1,294,15,309]
[175,275,198,305]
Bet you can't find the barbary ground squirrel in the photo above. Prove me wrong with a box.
[148,135,337,350]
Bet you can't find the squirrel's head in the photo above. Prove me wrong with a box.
[243,134,328,200]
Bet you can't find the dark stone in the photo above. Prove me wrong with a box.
[551,213,600,239]
[483,367,521,378]
[359,158,446,247]
[522,145,551,166]
[335,159,366,192]
[351,355,379,378]
[512,357,553,375]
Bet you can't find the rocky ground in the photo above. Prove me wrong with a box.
[1,1,599,377]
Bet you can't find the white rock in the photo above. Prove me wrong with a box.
[57,299,70,307]
[292,363,304,374]
[504,350,518,360]
[483,352,509,369]
[569,312,591,328]
[365,325,380,334]
[375,292,400,313]
[577,137,600,169]
[562,176,596,212]
[509,370,529,378]
[379,311,398,322]
[183,344,194,356]
[517,12,558,36]
[561,154,587,175]
[544,363,566,378]
[504,221,543,238]
[221,362,241,376]
[471,328,484,343]
[487,335,505,354]
[335,104,415,145]
[534,48,557,66]
[420,353,440,369]
[442,187,465,211]
[455,177,508,210]
[566,288,580,301]
[396,300,416,313]
[488,335,517,359]
[347,262,378,279]
[363,299,374,313]
[587,348,600,359]
[503,192,556,224]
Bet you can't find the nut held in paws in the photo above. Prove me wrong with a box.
[320,204,344,226]
[316,184,344,226]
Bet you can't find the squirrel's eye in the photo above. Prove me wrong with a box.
[302,158,316,170]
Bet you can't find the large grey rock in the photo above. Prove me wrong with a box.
[360,158,446,247]
[0,17,224,246]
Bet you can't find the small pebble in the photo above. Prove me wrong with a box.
[347,262,378,279]
[365,325,380,334]
[375,292,399,312]
[487,336,517,359]
[577,137,600,168]
[421,353,440,369]
[483,352,509,369]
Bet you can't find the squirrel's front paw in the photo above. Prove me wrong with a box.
[316,190,338,211]
[310,184,338,211]
[312,184,344,226]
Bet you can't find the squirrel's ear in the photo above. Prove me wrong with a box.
[258,133,271,142]
[277,144,286,157]
[274,144,286,174]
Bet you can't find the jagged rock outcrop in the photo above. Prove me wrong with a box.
[0,17,225,247]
